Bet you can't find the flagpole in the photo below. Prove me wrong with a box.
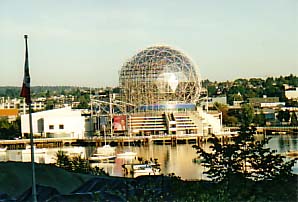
[23,35,37,202]
[28,102,37,202]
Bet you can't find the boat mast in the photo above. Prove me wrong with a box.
[109,92,113,137]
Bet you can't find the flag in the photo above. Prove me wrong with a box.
[20,35,31,104]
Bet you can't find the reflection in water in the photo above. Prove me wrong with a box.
[4,147,88,164]
[277,135,291,152]
[112,144,208,180]
[0,135,297,179]
[267,135,298,153]
[267,135,298,174]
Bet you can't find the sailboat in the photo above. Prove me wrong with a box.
[117,117,137,158]
[0,147,7,152]
[117,141,137,158]
[88,125,116,162]
[117,150,137,158]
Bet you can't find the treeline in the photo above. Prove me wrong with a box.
[1,74,297,105]
[202,74,298,105]
[0,86,88,98]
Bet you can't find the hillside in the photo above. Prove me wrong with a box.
[0,162,92,198]
[0,162,297,201]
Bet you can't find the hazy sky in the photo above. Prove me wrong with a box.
[1,0,297,87]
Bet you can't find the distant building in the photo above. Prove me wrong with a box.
[285,88,298,101]
[232,101,244,108]
[248,97,280,108]
[201,96,227,110]
[0,97,45,114]
[21,107,91,139]
[117,45,222,136]
[209,96,227,106]
[260,102,285,108]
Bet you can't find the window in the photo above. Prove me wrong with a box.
[49,125,54,130]
[59,124,64,129]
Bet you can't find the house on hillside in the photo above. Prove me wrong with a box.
[248,97,281,108]
[285,87,298,101]
[21,107,92,139]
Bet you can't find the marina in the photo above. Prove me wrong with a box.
[0,134,215,149]
[0,126,297,150]
[0,134,296,179]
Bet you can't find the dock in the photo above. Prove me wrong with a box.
[0,133,234,149]
[4,126,295,149]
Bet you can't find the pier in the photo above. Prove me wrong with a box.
[2,126,295,150]
[0,133,234,149]
[256,126,298,135]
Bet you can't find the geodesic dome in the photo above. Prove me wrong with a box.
[119,45,201,109]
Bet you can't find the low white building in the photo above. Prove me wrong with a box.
[285,88,298,101]
[21,107,90,139]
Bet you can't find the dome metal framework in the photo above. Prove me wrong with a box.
[119,45,201,110]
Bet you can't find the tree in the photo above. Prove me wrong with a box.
[45,100,55,110]
[284,110,290,122]
[290,112,298,126]
[76,94,90,109]
[0,117,21,140]
[55,151,107,176]
[193,104,296,182]
[239,104,254,127]
[213,102,238,126]
[253,110,266,127]
[55,150,71,171]
[277,110,284,123]
[277,110,291,124]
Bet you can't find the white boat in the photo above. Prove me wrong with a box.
[132,164,161,177]
[0,147,7,152]
[96,145,116,155]
[89,145,116,163]
[122,162,161,177]
[95,125,116,157]
[23,145,46,154]
[88,153,116,162]
[117,151,137,158]
[117,138,137,158]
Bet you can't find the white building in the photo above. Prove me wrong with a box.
[285,88,298,101]
[0,97,45,114]
[21,107,90,139]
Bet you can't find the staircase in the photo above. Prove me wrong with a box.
[172,113,198,135]
[128,113,167,136]
[127,109,222,136]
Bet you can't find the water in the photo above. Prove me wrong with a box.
[111,144,207,180]
[266,134,298,174]
[0,135,297,180]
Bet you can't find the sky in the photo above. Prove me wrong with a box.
[0,0,297,87]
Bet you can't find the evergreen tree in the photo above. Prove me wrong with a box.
[253,110,266,126]
[284,110,290,122]
[290,112,298,126]
[193,104,297,182]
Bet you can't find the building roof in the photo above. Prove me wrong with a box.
[0,109,18,117]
